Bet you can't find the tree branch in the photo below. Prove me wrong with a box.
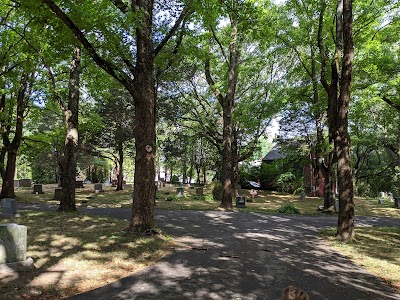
[42,0,136,96]
[382,96,400,112]
[154,6,192,57]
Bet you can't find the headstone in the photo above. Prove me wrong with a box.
[235,196,246,208]
[379,191,386,198]
[32,184,44,194]
[378,199,385,204]
[299,191,306,201]
[1,198,17,217]
[75,180,84,188]
[0,223,27,263]
[19,179,32,187]
[176,187,184,197]
[94,183,103,193]
[388,192,394,201]
[14,180,19,189]
[394,197,400,209]
[53,188,64,201]
[334,198,339,212]
[196,187,204,196]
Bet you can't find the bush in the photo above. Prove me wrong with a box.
[170,175,179,184]
[276,203,300,214]
[212,182,223,201]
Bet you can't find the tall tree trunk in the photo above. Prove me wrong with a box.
[130,0,156,232]
[0,74,30,199]
[336,0,355,241]
[205,13,240,209]
[116,141,124,191]
[59,47,81,212]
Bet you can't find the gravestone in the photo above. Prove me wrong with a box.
[19,179,32,187]
[196,187,204,196]
[394,197,400,209]
[32,184,44,194]
[176,187,184,197]
[378,198,385,204]
[1,198,16,217]
[75,180,84,188]
[14,180,19,189]
[94,183,103,193]
[0,223,27,263]
[299,191,306,201]
[53,188,64,201]
[235,196,246,208]
[388,192,394,201]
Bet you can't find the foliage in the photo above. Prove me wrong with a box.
[212,181,223,201]
[170,175,180,184]
[276,203,300,214]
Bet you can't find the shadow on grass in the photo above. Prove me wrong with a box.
[0,210,172,300]
[66,210,400,300]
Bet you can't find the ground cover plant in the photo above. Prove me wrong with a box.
[0,211,173,300]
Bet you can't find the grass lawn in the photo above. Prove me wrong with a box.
[0,210,173,299]
[3,183,399,297]
[320,227,400,291]
[13,183,400,218]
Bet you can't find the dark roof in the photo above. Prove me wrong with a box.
[262,147,285,162]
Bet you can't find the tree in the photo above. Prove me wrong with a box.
[38,0,191,231]
[0,2,37,198]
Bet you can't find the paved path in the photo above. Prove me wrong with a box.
[17,203,400,300]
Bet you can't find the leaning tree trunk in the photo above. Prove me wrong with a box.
[129,1,156,232]
[336,0,355,241]
[59,47,81,212]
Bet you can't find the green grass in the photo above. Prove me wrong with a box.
[12,184,400,218]
[320,227,400,291]
[0,210,173,299]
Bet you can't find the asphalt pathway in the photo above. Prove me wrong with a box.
[17,203,400,300]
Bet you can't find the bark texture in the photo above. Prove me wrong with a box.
[59,47,81,212]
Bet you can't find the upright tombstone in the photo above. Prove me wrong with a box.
[14,180,19,189]
[32,184,44,194]
[235,196,246,208]
[176,187,184,197]
[94,183,103,193]
[299,191,306,201]
[0,223,27,263]
[53,188,64,201]
[394,197,400,209]
[75,180,84,188]
[19,179,32,188]
[1,198,17,217]
[196,187,204,196]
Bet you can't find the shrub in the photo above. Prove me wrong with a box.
[170,175,179,184]
[212,182,223,201]
[276,203,300,214]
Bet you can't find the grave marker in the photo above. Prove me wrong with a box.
[32,184,44,194]
[0,223,27,263]
[19,179,32,187]
[94,183,103,193]
[235,196,246,208]
[1,198,16,217]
